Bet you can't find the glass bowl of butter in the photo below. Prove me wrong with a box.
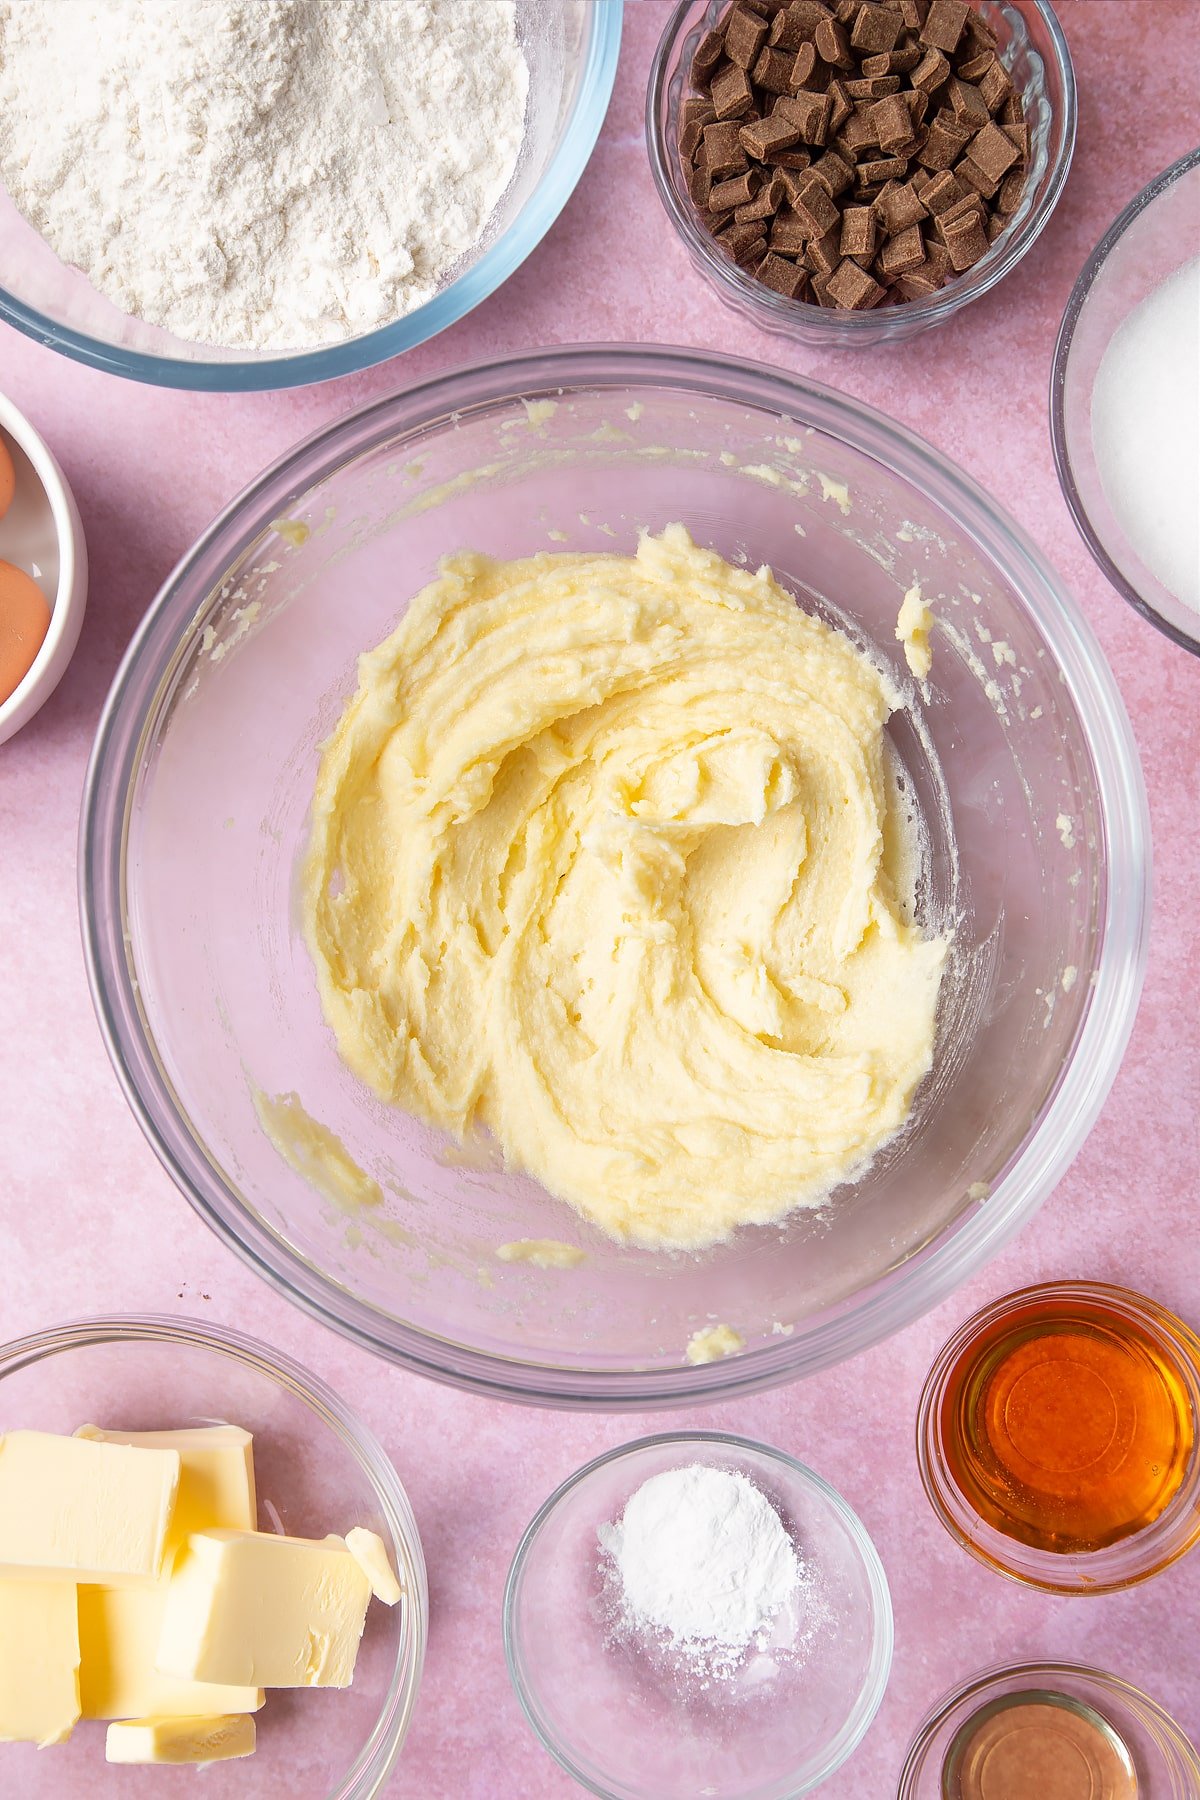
[0,1315,426,1796]
[81,344,1149,1407]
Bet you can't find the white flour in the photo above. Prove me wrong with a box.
[598,1464,803,1682]
[0,0,529,350]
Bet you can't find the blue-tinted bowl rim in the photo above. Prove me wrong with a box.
[0,3,623,392]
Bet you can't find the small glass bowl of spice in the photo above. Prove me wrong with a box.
[916,1281,1200,1594]
[898,1661,1200,1800]
[504,1431,892,1799]
[647,0,1075,344]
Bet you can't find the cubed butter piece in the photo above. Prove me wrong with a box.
[0,1580,81,1746]
[75,1425,256,1558]
[345,1526,402,1606]
[75,1425,262,1721]
[0,1431,179,1584]
[105,1712,256,1765]
[158,1530,371,1689]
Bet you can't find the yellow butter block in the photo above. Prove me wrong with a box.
[105,1712,256,1765]
[0,1430,179,1584]
[158,1530,371,1689]
[345,1526,402,1606]
[0,1580,81,1746]
[74,1425,262,1721]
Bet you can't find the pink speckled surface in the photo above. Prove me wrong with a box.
[1,3,1198,1794]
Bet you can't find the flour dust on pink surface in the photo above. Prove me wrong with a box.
[0,2,1197,1795]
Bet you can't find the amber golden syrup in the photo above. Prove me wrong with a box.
[939,1291,1196,1554]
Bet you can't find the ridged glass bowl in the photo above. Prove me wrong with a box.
[0,2,621,390]
[81,344,1149,1407]
[647,0,1075,346]
[0,1316,427,1798]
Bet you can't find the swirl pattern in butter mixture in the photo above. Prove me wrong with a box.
[304,525,948,1250]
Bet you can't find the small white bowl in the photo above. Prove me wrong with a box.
[0,388,88,744]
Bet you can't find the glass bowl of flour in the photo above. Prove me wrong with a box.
[0,1,621,391]
[504,1432,892,1797]
[80,344,1149,1406]
[1052,147,1200,656]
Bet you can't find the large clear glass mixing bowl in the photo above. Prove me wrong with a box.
[81,346,1149,1406]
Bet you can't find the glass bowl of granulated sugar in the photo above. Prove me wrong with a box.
[504,1432,893,1799]
[0,0,621,391]
[1052,147,1200,656]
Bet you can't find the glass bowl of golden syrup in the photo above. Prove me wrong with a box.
[898,1661,1200,1800]
[916,1281,1200,1593]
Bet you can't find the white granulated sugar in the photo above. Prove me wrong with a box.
[598,1464,803,1683]
[1091,255,1200,613]
[0,0,529,350]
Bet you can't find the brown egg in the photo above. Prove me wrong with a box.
[0,434,14,520]
[0,560,52,704]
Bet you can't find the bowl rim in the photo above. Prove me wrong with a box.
[1049,144,1200,657]
[897,1658,1200,1796]
[0,4,623,392]
[0,1312,428,1800]
[645,0,1077,341]
[914,1280,1200,1595]
[502,1429,894,1800]
[79,341,1151,1409]
[0,387,88,742]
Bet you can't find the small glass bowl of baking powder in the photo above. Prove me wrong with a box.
[647,0,1075,348]
[504,1431,892,1799]
[898,1661,1200,1799]
[1051,147,1200,656]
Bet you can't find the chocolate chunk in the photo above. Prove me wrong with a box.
[827,77,854,127]
[963,7,997,50]
[904,87,931,127]
[724,6,771,67]
[771,0,835,46]
[944,75,989,127]
[768,144,816,168]
[712,62,757,118]
[911,45,950,91]
[692,27,727,84]
[970,117,1020,179]
[788,42,827,88]
[888,43,923,73]
[859,154,909,181]
[810,147,855,194]
[877,220,925,274]
[811,268,837,303]
[688,164,713,207]
[900,0,928,23]
[874,175,927,231]
[805,222,844,271]
[872,91,916,150]
[769,205,811,251]
[1003,119,1029,158]
[755,44,800,89]
[815,15,856,66]
[846,74,902,97]
[920,167,965,212]
[919,0,969,53]
[956,48,995,82]
[849,5,903,53]
[757,250,811,295]
[776,86,834,142]
[956,155,999,199]
[790,169,843,232]
[924,236,954,281]
[827,255,886,306]
[739,111,800,157]
[896,263,940,296]
[710,167,765,210]
[717,218,772,260]
[996,164,1026,213]
[700,120,750,176]
[682,96,718,130]
[986,210,1007,242]
[840,203,879,256]
[734,171,787,217]
[941,207,989,268]
[917,112,972,168]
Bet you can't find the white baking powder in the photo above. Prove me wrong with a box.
[1091,255,1200,613]
[598,1464,802,1680]
[0,0,529,350]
